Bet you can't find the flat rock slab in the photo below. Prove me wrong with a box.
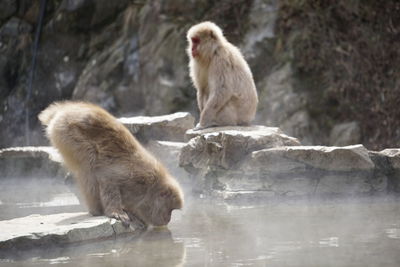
[247,144,374,172]
[119,112,195,142]
[0,146,64,178]
[214,145,384,197]
[0,212,142,251]
[185,125,301,143]
[180,126,301,171]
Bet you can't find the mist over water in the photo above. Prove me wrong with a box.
[0,178,83,221]
[1,175,400,266]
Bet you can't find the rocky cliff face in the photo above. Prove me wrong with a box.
[0,0,398,149]
[0,0,258,147]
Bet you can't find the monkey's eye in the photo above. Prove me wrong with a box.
[191,37,200,44]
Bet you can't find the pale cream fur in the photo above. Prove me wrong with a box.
[39,101,184,227]
[187,21,258,128]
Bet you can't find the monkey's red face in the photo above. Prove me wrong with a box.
[191,36,200,58]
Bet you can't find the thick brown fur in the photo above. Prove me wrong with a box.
[39,101,184,226]
[187,21,258,129]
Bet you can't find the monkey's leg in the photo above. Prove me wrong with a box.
[75,174,103,216]
[214,102,238,126]
[200,91,233,128]
[99,182,131,226]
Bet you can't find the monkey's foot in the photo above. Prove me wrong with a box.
[193,123,218,131]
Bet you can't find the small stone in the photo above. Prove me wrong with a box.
[120,112,195,142]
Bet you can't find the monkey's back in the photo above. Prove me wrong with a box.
[213,43,259,124]
[39,101,159,180]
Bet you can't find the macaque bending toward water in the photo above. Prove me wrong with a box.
[39,101,184,227]
[187,21,258,129]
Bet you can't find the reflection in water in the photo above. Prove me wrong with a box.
[318,237,339,247]
[1,228,186,267]
[1,178,400,266]
[386,228,400,239]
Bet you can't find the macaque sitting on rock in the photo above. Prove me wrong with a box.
[187,21,258,129]
[39,101,184,227]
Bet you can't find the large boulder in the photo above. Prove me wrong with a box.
[180,126,300,171]
[180,126,389,199]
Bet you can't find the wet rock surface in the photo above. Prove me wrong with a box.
[0,212,142,251]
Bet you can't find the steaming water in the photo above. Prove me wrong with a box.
[1,178,400,266]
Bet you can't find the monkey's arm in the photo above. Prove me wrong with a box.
[196,91,204,111]
[98,181,131,226]
[199,61,233,127]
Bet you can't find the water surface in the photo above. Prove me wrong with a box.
[1,178,400,266]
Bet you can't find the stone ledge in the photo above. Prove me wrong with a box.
[180,126,301,171]
[247,144,374,172]
[0,212,143,251]
[0,146,64,178]
[185,125,301,143]
[120,112,195,142]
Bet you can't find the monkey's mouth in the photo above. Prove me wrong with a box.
[192,49,199,58]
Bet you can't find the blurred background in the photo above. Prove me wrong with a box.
[0,0,399,150]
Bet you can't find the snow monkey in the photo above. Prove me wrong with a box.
[187,21,258,129]
[39,101,184,227]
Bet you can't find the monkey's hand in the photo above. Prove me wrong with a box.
[109,210,131,227]
[127,211,147,229]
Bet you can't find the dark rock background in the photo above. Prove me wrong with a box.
[0,0,399,149]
